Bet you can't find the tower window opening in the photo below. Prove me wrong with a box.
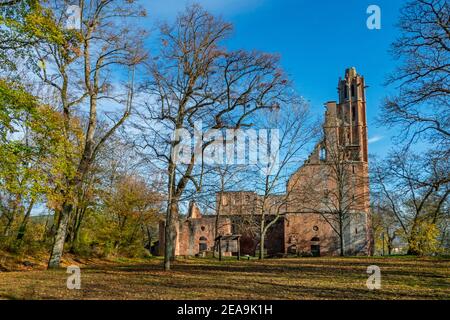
[320,147,326,161]
[351,84,355,97]
[344,86,348,99]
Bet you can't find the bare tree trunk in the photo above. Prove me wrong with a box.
[164,200,178,271]
[339,215,344,256]
[259,204,266,260]
[214,210,219,258]
[259,226,265,260]
[145,226,153,252]
[214,191,224,259]
[48,202,72,268]
[163,158,177,271]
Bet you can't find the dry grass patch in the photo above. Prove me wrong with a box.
[0,256,448,300]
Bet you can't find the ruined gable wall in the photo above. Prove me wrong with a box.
[217,191,258,215]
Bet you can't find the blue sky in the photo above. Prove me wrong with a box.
[144,0,405,157]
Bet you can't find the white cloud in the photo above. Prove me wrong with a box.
[368,135,383,144]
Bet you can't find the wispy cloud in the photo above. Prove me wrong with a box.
[368,135,383,144]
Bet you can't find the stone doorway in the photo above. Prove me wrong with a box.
[311,245,320,256]
[311,237,320,257]
[199,236,208,252]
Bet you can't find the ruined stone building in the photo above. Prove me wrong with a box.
[159,68,372,257]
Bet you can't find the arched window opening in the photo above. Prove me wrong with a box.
[320,147,326,161]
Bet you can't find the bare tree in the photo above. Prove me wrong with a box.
[377,0,450,256]
[135,5,291,271]
[29,0,147,268]
[187,164,250,258]
[372,151,449,255]
[251,102,316,259]
[370,195,401,255]
[382,0,449,151]
[198,164,249,238]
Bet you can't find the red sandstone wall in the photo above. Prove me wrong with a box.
[284,213,339,256]
[175,216,232,256]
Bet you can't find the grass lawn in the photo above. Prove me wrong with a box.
[0,256,448,300]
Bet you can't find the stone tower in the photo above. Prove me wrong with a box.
[292,67,372,255]
[324,67,369,163]
[337,67,368,163]
[324,67,372,255]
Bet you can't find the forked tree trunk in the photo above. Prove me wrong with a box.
[48,103,96,267]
